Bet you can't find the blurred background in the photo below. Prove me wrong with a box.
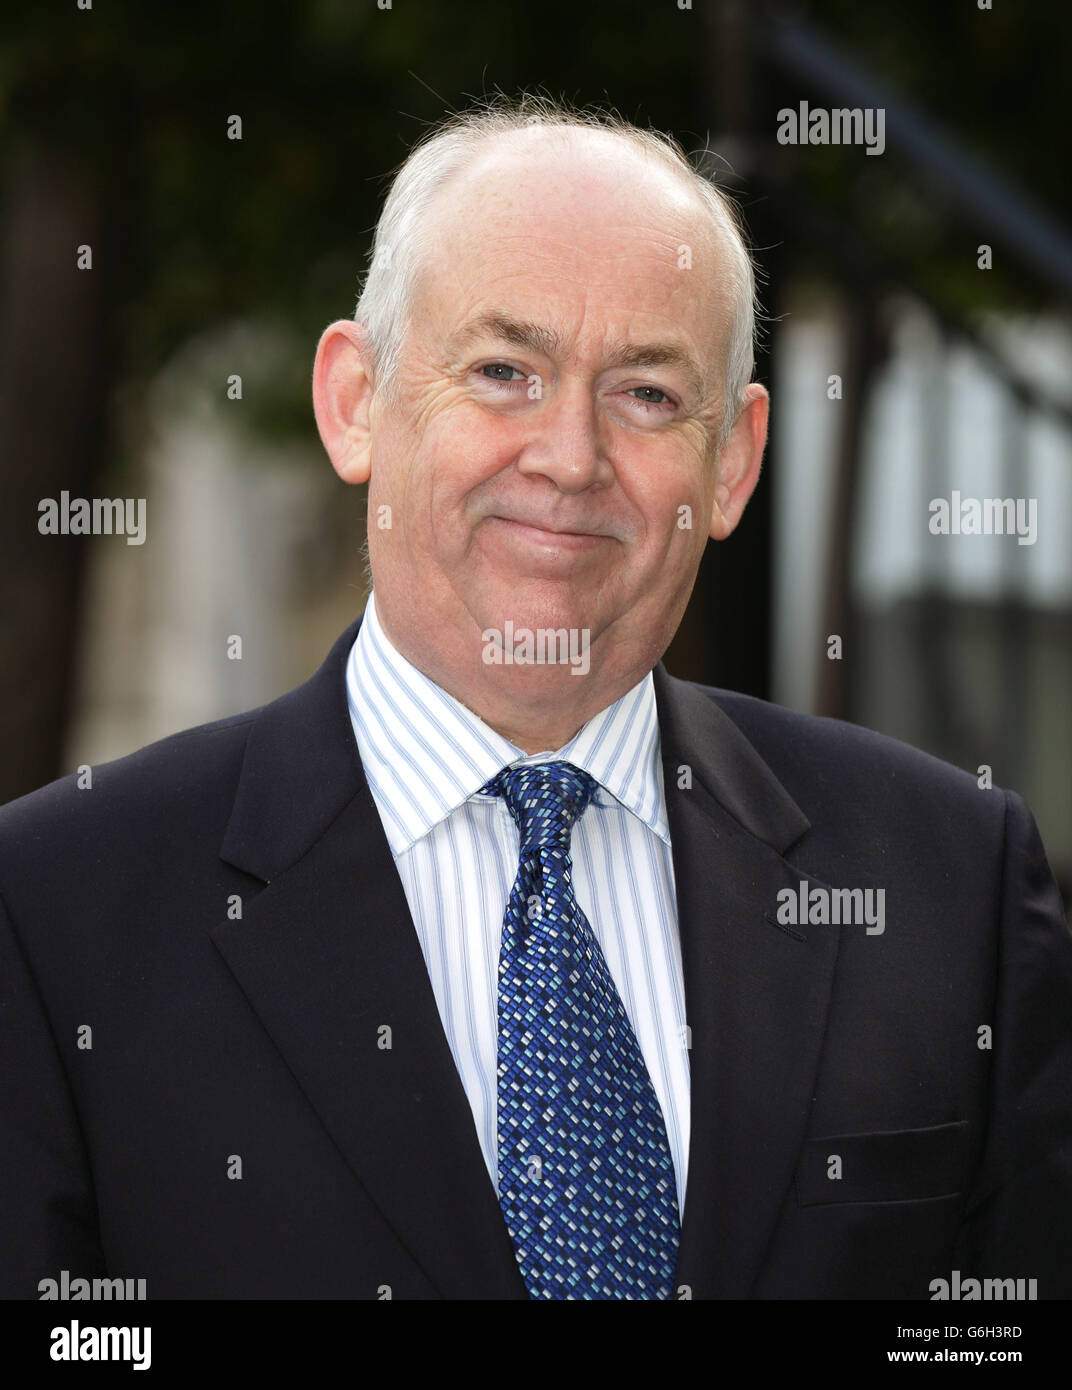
[1,0,1069,906]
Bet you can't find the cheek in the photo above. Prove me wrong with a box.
[398,408,519,545]
[424,413,527,514]
[617,440,711,543]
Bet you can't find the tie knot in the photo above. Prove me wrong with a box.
[482,761,597,853]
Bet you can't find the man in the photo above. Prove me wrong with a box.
[1,98,1070,1301]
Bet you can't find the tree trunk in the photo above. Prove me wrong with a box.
[0,145,110,803]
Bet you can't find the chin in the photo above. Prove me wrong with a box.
[477,568,608,622]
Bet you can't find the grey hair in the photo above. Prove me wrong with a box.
[354,93,758,445]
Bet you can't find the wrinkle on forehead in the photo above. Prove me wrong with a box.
[409,128,737,391]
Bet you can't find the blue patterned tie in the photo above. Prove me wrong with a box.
[480,760,680,1299]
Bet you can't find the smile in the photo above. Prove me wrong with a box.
[489,516,610,552]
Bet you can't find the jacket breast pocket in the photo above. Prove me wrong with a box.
[795,1120,970,1206]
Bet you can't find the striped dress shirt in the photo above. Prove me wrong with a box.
[345,590,691,1219]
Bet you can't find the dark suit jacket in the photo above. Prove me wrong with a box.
[1,615,1070,1300]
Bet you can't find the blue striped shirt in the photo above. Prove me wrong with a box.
[346,590,690,1219]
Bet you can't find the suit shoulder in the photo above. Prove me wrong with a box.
[696,684,1003,825]
[0,704,262,852]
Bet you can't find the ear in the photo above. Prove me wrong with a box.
[312,319,376,486]
[709,383,769,541]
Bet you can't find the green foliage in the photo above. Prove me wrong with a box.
[1,0,1065,447]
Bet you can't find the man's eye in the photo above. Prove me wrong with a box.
[628,385,670,405]
[479,363,524,383]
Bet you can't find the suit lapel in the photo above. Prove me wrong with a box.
[212,618,526,1299]
[653,665,842,1299]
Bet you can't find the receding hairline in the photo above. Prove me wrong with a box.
[409,125,744,400]
[354,98,758,439]
[417,120,742,280]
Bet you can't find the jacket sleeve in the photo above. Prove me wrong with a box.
[0,888,105,1298]
[954,789,1072,1296]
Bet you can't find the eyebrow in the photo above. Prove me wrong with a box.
[451,312,708,401]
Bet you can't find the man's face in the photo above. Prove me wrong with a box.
[357,130,755,701]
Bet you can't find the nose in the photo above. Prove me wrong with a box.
[514,378,615,494]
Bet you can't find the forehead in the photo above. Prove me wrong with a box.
[413,128,735,357]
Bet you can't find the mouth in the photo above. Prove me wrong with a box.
[488,515,611,551]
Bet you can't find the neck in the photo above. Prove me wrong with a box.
[372,596,644,755]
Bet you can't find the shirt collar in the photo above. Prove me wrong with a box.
[346,590,669,855]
